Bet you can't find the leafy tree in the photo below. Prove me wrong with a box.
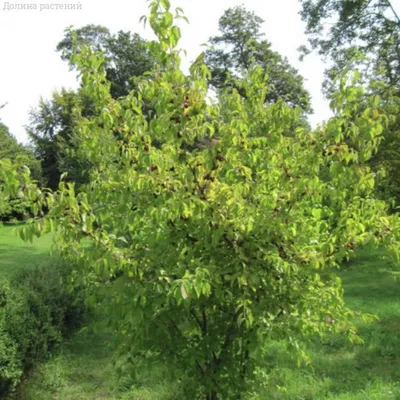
[299,0,400,207]
[3,1,400,398]
[299,0,400,94]
[28,26,156,190]
[0,122,41,183]
[0,123,42,221]
[27,89,90,190]
[206,6,312,112]
[57,24,156,99]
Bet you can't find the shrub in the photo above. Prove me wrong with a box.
[0,260,85,398]
[0,197,32,222]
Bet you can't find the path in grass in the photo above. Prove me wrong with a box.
[21,247,400,400]
[0,224,53,280]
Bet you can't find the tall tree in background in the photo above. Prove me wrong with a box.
[27,89,89,189]
[57,24,156,99]
[206,6,312,112]
[299,0,400,94]
[0,122,42,221]
[299,0,400,207]
[0,123,41,181]
[28,25,156,189]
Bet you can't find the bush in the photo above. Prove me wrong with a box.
[0,197,31,222]
[0,260,86,398]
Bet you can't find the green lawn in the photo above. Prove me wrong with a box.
[0,224,53,280]
[19,246,400,399]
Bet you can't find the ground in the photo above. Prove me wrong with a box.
[1,224,399,399]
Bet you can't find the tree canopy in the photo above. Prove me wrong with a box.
[0,122,42,221]
[299,0,400,94]
[57,24,156,99]
[0,122,41,182]
[206,6,312,112]
[27,26,157,190]
[299,0,400,207]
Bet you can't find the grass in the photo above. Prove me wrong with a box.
[18,245,400,399]
[254,247,400,400]
[0,223,53,280]
[20,326,180,400]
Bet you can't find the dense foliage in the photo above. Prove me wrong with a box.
[0,260,85,398]
[2,1,400,398]
[28,27,156,190]
[0,123,42,221]
[206,6,311,112]
[27,89,91,190]
[299,0,400,207]
[57,24,156,99]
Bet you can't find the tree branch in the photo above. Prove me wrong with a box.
[386,0,400,27]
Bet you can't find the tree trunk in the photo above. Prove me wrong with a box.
[206,391,218,400]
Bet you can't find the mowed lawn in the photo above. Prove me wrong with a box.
[0,224,53,280]
[20,246,400,400]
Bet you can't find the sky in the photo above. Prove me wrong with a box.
[0,0,332,144]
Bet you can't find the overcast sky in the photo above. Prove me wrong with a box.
[0,0,332,143]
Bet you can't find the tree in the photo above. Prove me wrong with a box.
[299,0,400,95]
[299,0,400,207]
[57,24,156,99]
[28,26,156,190]
[206,6,312,112]
[0,123,42,221]
[4,1,400,398]
[0,123,41,182]
[27,88,91,190]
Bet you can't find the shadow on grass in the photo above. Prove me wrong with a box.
[259,248,400,400]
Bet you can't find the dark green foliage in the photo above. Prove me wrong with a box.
[299,0,400,95]
[0,123,42,221]
[27,89,91,190]
[0,260,86,398]
[0,198,31,222]
[206,6,312,112]
[0,123,41,182]
[28,26,156,190]
[57,25,156,99]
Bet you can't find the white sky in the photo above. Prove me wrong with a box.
[0,0,332,144]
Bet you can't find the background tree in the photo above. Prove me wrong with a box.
[299,0,400,207]
[27,89,86,190]
[206,6,312,112]
[57,24,156,99]
[299,0,400,95]
[0,123,41,182]
[0,122,42,221]
[28,26,156,189]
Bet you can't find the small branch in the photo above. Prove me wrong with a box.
[386,0,400,27]
[191,309,206,336]
[202,308,207,336]
[195,359,205,376]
